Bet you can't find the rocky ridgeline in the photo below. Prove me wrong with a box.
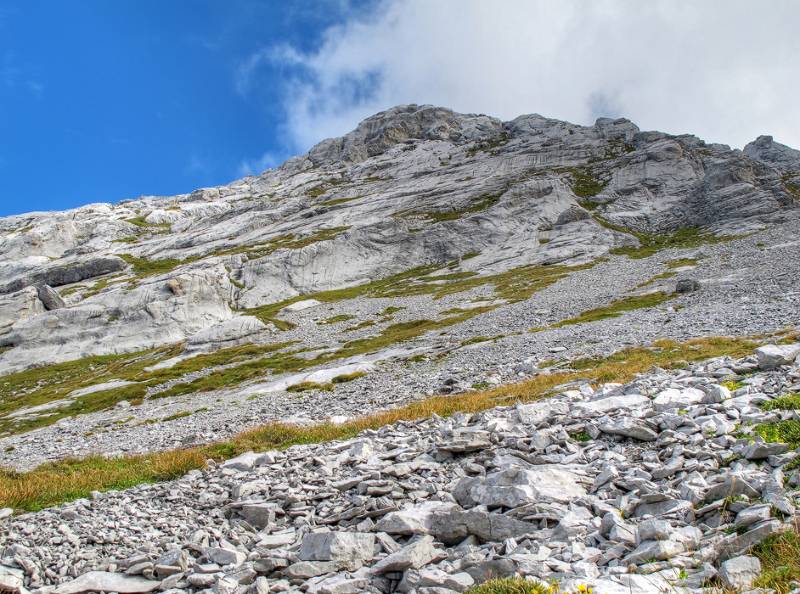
[1,104,799,374]
[2,343,800,594]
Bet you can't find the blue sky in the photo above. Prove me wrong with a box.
[1,1,797,217]
[0,0,374,216]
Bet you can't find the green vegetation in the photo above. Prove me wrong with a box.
[0,346,179,436]
[150,343,307,400]
[465,132,510,157]
[0,342,300,436]
[331,371,366,383]
[551,292,676,328]
[161,410,195,422]
[381,306,405,316]
[402,192,502,223]
[320,196,361,207]
[782,173,800,201]
[753,529,800,593]
[345,320,376,332]
[119,254,200,278]
[211,227,350,261]
[82,275,129,299]
[461,335,504,346]
[112,236,139,244]
[753,390,800,458]
[0,335,756,511]
[667,257,698,268]
[461,251,480,260]
[305,178,348,198]
[594,216,735,259]
[721,379,746,392]
[467,578,550,594]
[569,431,592,442]
[318,314,355,325]
[761,394,800,411]
[562,167,607,198]
[124,216,170,232]
[286,381,333,393]
[245,259,596,334]
[636,271,676,288]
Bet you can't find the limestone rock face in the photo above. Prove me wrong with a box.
[0,103,797,374]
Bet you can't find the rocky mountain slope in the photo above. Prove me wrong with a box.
[1,105,800,593]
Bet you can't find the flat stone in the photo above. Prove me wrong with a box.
[719,555,761,590]
[598,418,658,441]
[636,519,672,542]
[376,501,458,535]
[205,547,246,567]
[429,508,539,544]
[54,571,160,594]
[653,387,705,412]
[704,475,760,503]
[284,560,339,580]
[0,566,25,594]
[470,466,587,507]
[755,344,800,369]
[370,535,440,574]
[573,394,651,416]
[299,531,375,565]
[307,574,369,594]
[742,441,789,460]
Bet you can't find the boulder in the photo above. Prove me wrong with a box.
[755,344,800,369]
[719,555,761,590]
[299,532,375,566]
[470,466,587,507]
[370,536,440,574]
[54,571,160,594]
[36,284,65,310]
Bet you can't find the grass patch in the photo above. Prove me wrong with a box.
[667,257,698,268]
[320,196,361,207]
[0,335,756,512]
[112,236,139,244]
[210,227,350,261]
[461,335,504,346]
[562,167,607,198]
[119,254,201,278]
[551,292,675,328]
[761,394,800,411]
[467,578,548,594]
[782,174,800,201]
[245,260,596,335]
[161,410,194,422]
[721,379,746,391]
[569,431,592,442]
[0,342,299,435]
[594,216,735,259]
[331,372,366,384]
[754,529,800,593]
[345,320,376,332]
[636,272,676,288]
[754,420,800,447]
[465,133,510,157]
[124,216,170,232]
[286,381,333,393]
[402,192,502,223]
[318,314,355,325]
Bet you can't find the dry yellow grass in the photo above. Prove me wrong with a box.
[0,335,757,511]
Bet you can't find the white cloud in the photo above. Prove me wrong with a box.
[254,0,800,152]
[237,151,282,177]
